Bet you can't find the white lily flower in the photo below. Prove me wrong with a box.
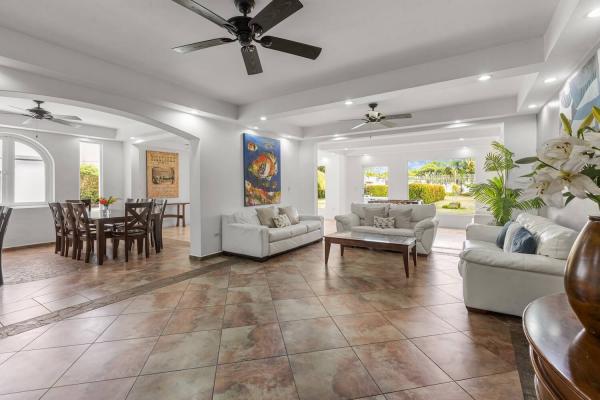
[521,171,565,207]
[537,136,588,167]
[551,157,600,199]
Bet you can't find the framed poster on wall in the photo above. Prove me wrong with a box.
[146,150,179,198]
[243,133,281,206]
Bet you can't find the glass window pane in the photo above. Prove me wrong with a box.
[15,141,45,203]
[80,142,101,202]
[363,167,389,201]
[317,165,326,209]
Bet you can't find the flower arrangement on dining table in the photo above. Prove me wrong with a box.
[517,106,600,210]
[98,196,117,209]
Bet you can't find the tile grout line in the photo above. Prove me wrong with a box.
[0,259,239,339]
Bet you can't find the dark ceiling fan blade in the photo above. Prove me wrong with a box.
[53,115,82,121]
[170,0,237,32]
[250,0,303,35]
[351,122,368,130]
[9,105,29,112]
[241,46,263,75]
[379,120,397,128]
[260,36,321,60]
[50,118,80,128]
[173,38,236,54]
[0,110,27,117]
[385,113,413,120]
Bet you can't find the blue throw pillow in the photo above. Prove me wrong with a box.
[510,227,537,254]
[496,221,512,248]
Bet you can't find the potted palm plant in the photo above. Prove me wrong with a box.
[470,141,542,225]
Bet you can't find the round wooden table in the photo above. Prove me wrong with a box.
[523,293,600,400]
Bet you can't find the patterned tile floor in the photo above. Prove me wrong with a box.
[0,226,524,399]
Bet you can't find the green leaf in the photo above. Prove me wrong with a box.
[515,157,539,164]
[560,113,573,135]
[593,106,600,123]
[520,171,536,178]
[578,112,595,137]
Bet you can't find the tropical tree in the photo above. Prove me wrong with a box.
[469,141,542,225]
[80,163,99,202]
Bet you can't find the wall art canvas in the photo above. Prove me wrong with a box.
[560,50,600,130]
[146,150,179,198]
[243,133,281,206]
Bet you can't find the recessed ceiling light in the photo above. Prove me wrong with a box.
[454,120,462,124]
[130,137,136,140]
[344,100,354,105]
[587,8,600,18]
[446,123,473,129]
[260,116,267,121]
[459,138,465,141]
[478,74,492,82]
[544,77,557,84]
[251,126,259,130]
[528,104,538,109]
[332,137,347,141]
[344,148,349,151]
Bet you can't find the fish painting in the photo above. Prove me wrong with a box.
[243,133,281,206]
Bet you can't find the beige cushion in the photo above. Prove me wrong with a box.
[299,220,321,233]
[364,207,386,226]
[256,207,279,228]
[233,209,261,225]
[389,208,412,228]
[389,204,436,222]
[273,214,291,228]
[268,224,308,242]
[351,203,390,224]
[374,216,395,229]
[279,206,300,225]
[352,226,415,237]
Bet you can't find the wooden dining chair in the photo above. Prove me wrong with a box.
[66,199,92,212]
[151,199,168,252]
[112,202,152,262]
[60,202,79,259]
[48,202,66,255]
[72,202,113,263]
[0,206,13,285]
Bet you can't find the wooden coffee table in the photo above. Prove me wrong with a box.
[324,232,417,278]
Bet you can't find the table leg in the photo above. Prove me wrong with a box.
[96,220,105,265]
[176,204,180,227]
[412,245,417,269]
[340,245,344,257]
[324,239,331,267]
[154,215,161,253]
[182,204,186,227]
[402,249,409,278]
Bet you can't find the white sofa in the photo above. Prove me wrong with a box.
[458,213,578,316]
[222,207,324,260]
[334,203,439,255]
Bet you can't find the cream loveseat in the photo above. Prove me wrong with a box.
[334,203,439,255]
[222,206,324,260]
[459,213,578,316]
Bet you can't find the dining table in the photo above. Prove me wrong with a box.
[88,208,161,265]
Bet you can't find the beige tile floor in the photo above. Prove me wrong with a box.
[0,225,524,399]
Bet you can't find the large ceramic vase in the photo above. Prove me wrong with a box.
[565,216,600,338]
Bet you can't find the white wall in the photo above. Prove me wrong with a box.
[3,128,124,247]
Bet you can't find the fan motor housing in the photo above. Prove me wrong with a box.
[234,0,255,15]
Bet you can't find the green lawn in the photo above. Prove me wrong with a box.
[435,195,475,215]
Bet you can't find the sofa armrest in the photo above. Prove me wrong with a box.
[414,217,436,236]
[334,213,359,232]
[466,223,502,243]
[222,222,269,258]
[460,249,565,276]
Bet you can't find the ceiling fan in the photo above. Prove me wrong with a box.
[344,103,412,130]
[0,100,82,128]
[170,0,322,75]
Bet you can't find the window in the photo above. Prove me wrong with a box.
[79,142,101,202]
[0,134,53,205]
[408,158,476,214]
[317,165,326,209]
[363,166,389,202]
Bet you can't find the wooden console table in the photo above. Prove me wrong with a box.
[523,293,600,400]
[164,202,189,227]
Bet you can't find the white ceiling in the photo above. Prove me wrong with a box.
[282,74,535,127]
[0,0,558,105]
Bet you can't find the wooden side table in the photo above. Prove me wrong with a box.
[523,293,600,400]
[164,202,189,227]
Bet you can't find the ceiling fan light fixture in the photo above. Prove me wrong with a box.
[260,116,267,121]
[544,77,557,84]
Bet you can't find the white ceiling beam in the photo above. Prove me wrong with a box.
[238,39,544,123]
[302,97,520,139]
[0,26,238,121]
